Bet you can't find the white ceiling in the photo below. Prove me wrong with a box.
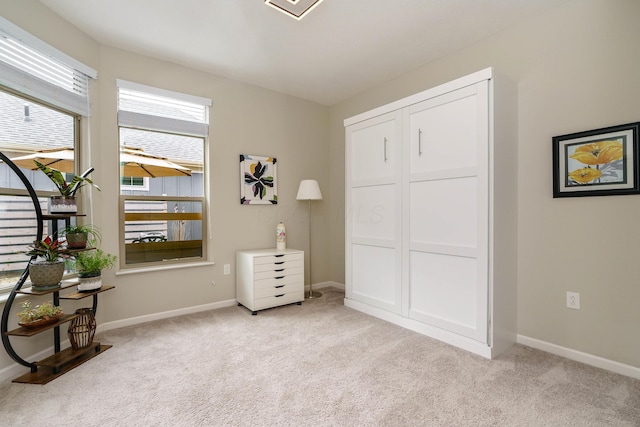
[39,0,566,106]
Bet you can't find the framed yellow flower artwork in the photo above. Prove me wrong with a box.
[553,122,640,197]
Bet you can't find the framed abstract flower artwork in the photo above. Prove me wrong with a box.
[552,122,640,197]
[240,154,278,204]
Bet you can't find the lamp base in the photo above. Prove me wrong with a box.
[305,290,322,299]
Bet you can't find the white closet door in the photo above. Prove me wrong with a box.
[346,111,403,313]
[405,82,489,342]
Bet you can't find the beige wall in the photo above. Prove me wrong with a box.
[329,0,640,368]
[0,0,329,373]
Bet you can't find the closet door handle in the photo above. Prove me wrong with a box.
[418,129,423,157]
[383,137,388,162]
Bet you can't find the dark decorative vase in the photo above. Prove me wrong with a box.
[29,260,65,290]
[68,308,97,349]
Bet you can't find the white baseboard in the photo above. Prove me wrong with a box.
[517,335,640,380]
[97,299,237,333]
[308,281,344,292]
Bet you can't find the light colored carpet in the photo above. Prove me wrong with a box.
[0,287,638,426]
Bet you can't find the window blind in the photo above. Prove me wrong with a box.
[0,17,97,116]
[117,79,211,138]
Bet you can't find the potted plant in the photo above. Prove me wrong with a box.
[74,249,117,291]
[34,160,100,213]
[24,236,72,290]
[61,224,102,249]
[16,300,64,328]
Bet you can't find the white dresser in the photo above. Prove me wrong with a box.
[236,248,304,315]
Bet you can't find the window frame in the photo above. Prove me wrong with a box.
[0,86,81,294]
[116,81,210,270]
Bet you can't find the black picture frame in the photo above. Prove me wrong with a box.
[552,122,640,198]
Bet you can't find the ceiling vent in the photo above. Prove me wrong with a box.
[264,0,324,20]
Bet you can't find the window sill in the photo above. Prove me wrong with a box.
[115,261,215,277]
[0,292,27,306]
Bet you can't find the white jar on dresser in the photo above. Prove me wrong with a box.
[344,68,517,359]
[236,248,304,315]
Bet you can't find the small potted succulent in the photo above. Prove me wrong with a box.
[16,300,63,328]
[24,236,72,290]
[34,160,100,213]
[74,249,117,291]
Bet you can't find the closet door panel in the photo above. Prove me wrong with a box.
[409,87,480,175]
[410,177,478,248]
[351,184,397,242]
[346,110,402,314]
[409,251,482,341]
[352,244,400,312]
[350,114,398,183]
[406,81,489,344]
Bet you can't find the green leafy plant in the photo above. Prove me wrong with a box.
[16,300,63,323]
[75,249,117,276]
[34,160,100,197]
[24,236,71,262]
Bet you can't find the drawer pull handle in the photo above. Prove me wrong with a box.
[275,269,284,272]
[275,261,284,265]
[275,294,285,298]
[275,276,284,279]
[275,285,285,289]
[275,254,285,257]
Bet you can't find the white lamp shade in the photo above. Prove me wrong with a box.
[296,180,323,200]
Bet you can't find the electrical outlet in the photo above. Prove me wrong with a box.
[224,264,230,275]
[566,292,580,310]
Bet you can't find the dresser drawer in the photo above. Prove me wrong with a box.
[255,266,303,280]
[254,282,303,299]
[253,291,303,310]
[254,259,303,273]
[254,274,303,290]
[254,253,303,265]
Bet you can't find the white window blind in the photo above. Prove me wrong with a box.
[0,17,97,116]
[117,80,211,138]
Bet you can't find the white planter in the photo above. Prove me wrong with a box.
[77,273,102,292]
[49,196,77,214]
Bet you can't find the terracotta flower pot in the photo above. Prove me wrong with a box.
[65,232,88,249]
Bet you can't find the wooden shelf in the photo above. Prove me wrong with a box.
[5,313,78,337]
[12,343,111,385]
[17,279,80,296]
[60,285,115,300]
[42,213,86,220]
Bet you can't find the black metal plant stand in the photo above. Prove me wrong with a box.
[0,152,113,383]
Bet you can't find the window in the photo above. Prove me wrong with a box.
[120,176,149,192]
[0,18,96,294]
[0,89,80,294]
[117,80,211,268]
